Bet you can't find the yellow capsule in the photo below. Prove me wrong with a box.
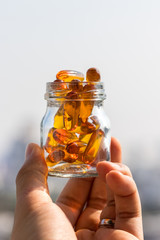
[64,91,80,130]
[83,129,105,164]
[44,127,58,153]
[46,158,57,167]
[53,129,78,145]
[81,115,100,133]
[79,101,94,123]
[63,152,78,163]
[63,112,73,131]
[66,141,87,154]
[69,79,83,92]
[46,148,65,163]
[52,79,67,90]
[79,132,92,144]
[79,84,96,122]
[53,105,64,129]
[56,70,84,82]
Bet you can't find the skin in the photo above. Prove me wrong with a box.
[11,137,144,240]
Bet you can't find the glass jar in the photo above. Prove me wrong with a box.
[40,80,111,177]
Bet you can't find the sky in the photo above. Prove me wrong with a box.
[1,0,160,167]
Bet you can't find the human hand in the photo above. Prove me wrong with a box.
[11,138,144,240]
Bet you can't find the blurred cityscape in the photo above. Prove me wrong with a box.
[0,125,160,240]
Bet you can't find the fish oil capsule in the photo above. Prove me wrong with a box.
[56,70,84,82]
[69,79,83,92]
[64,91,78,116]
[53,129,78,145]
[66,141,87,154]
[63,156,77,163]
[79,84,95,122]
[52,79,67,90]
[81,115,100,134]
[46,148,65,163]
[86,68,101,82]
[79,132,92,145]
[79,101,94,123]
[64,91,80,130]
[63,149,78,163]
[53,105,64,129]
[83,129,105,164]
[63,112,73,131]
[44,128,58,153]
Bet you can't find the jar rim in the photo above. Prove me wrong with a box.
[44,81,106,101]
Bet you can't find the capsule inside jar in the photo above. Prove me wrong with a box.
[56,70,84,82]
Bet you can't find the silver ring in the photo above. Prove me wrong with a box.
[98,218,115,228]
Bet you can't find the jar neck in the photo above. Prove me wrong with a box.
[44,81,106,102]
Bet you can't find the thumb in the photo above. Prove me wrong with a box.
[16,143,48,199]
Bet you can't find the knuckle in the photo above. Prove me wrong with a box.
[88,197,107,210]
[118,210,140,219]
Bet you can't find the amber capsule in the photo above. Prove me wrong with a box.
[66,141,87,154]
[46,148,65,163]
[64,152,78,163]
[79,84,96,122]
[53,105,64,129]
[79,101,94,123]
[53,129,78,145]
[56,70,84,82]
[63,112,72,131]
[69,79,83,92]
[46,157,57,167]
[64,91,80,130]
[63,157,77,163]
[83,129,105,164]
[82,83,96,99]
[63,112,74,131]
[52,79,67,90]
[81,115,100,134]
[44,127,58,153]
[79,132,92,144]
[90,115,100,127]
[86,68,101,82]
[64,91,78,116]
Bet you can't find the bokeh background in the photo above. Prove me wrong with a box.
[1,0,160,239]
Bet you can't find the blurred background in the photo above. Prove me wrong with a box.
[0,0,160,239]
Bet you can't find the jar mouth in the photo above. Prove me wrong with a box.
[45,81,106,101]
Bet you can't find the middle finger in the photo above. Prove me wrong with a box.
[56,177,94,226]
[75,176,107,231]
